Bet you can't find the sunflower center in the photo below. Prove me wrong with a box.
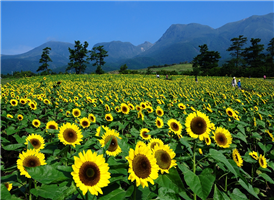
[31,104,35,108]
[12,101,16,105]
[122,106,128,112]
[215,132,227,145]
[171,122,179,131]
[150,142,157,149]
[157,120,161,126]
[79,162,100,186]
[260,158,264,166]
[49,125,56,129]
[155,150,171,169]
[105,135,118,152]
[82,121,89,126]
[132,154,151,179]
[30,139,41,149]
[157,110,162,115]
[142,131,149,138]
[23,156,41,168]
[34,122,39,126]
[90,116,94,121]
[63,128,77,143]
[106,116,111,120]
[227,111,233,116]
[74,111,79,116]
[190,117,207,135]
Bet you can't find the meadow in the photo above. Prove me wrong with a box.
[1,74,274,200]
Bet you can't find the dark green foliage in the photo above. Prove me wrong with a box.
[265,38,274,75]
[226,35,247,69]
[192,44,221,75]
[89,46,108,74]
[119,64,128,74]
[242,38,265,68]
[66,41,89,74]
[37,47,52,74]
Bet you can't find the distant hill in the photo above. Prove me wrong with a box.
[1,13,273,74]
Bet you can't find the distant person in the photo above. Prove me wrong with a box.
[195,76,198,83]
[232,77,237,87]
[156,74,159,78]
[166,74,168,80]
[264,75,266,80]
[238,79,241,89]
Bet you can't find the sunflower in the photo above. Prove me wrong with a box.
[199,148,203,155]
[72,108,81,118]
[95,125,110,137]
[185,111,211,141]
[128,103,135,110]
[58,122,83,147]
[29,101,37,110]
[4,182,12,191]
[249,151,258,160]
[17,114,24,121]
[232,149,243,167]
[88,114,96,123]
[10,99,18,106]
[140,102,147,109]
[80,117,91,129]
[148,138,164,150]
[167,119,183,138]
[155,117,164,128]
[7,114,13,118]
[137,111,144,121]
[20,98,27,104]
[99,129,122,156]
[24,134,45,151]
[17,149,47,178]
[105,113,113,122]
[126,145,159,188]
[259,154,267,168]
[226,108,234,117]
[254,106,259,111]
[155,106,164,117]
[46,121,59,132]
[212,127,232,148]
[105,104,110,112]
[115,106,121,113]
[136,141,147,150]
[178,103,186,110]
[71,150,111,196]
[140,128,151,140]
[32,119,41,128]
[136,105,142,112]
[153,144,177,174]
[120,103,130,114]
[146,106,154,114]
[204,135,211,145]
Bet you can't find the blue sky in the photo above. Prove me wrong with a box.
[1,1,273,55]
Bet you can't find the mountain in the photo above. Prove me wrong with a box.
[1,13,273,74]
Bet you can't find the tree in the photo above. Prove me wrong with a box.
[265,38,274,75]
[119,64,128,74]
[89,45,108,74]
[37,47,52,74]
[242,38,265,69]
[226,35,247,69]
[66,41,89,74]
[192,44,221,75]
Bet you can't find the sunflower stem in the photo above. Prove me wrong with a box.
[193,140,197,200]
[29,179,32,200]
[76,187,85,200]
[225,175,227,192]
[133,183,137,200]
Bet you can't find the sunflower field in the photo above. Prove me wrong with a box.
[1,74,274,200]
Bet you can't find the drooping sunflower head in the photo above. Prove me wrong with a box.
[126,145,159,188]
[4,182,12,191]
[128,103,135,110]
[105,104,110,112]
[153,144,177,174]
[80,117,91,129]
[99,129,122,157]
[226,108,235,117]
[10,99,18,106]
[140,128,151,140]
[72,108,81,118]
[232,149,243,167]
[105,113,113,122]
[24,134,45,151]
[178,103,186,110]
[58,122,83,147]
[249,151,258,160]
[254,106,259,111]
[88,114,96,123]
[146,106,154,114]
[185,111,211,140]
[212,127,232,148]
[71,150,111,196]
[137,111,144,121]
[148,138,164,150]
[7,114,13,118]
[167,119,183,138]
[121,103,130,114]
[32,119,41,128]
[17,114,24,121]
[155,117,164,128]
[155,107,164,116]
[115,106,121,113]
[259,154,267,168]
[204,135,212,145]
[17,149,46,178]
[46,121,58,131]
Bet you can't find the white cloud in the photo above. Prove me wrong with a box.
[1,45,34,55]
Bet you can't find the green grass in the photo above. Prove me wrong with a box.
[1,77,21,85]
[139,63,193,72]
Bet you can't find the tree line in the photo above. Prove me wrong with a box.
[37,40,108,75]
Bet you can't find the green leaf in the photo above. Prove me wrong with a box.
[158,187,180,200]
[228,188,248,200]
[238,179,259,199]
[6,126,19,135]
[13,134,26,144]
[234,132,247,144]
[258,173,274,184]
[237,125,245,135]
[179,138,193,155]
[26,165,72,184]
[2,143,25,151]
[178,164,215,200]
[213,184,230,200]
[53,181,77,200]
[209,149,238,178]
[1,184,11,199]
[130,127,140,137]
[30,184,67,199]
[99,187,127,200]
